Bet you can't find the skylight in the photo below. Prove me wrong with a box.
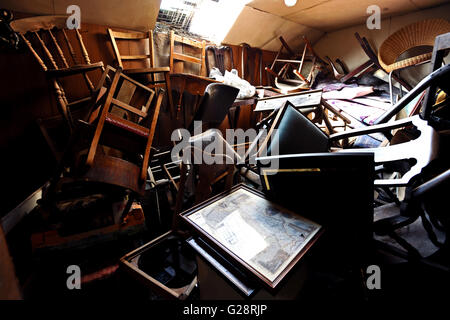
[157,0,251,44]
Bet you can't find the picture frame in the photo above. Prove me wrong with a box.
[254,89,322,112]
[180,184,323,290]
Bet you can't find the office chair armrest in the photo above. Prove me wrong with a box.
[329,116,417,142]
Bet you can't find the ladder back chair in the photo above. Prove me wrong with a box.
[11,15,105,131]
[169,30,206,77]
[87,66,163,187]
[107,28,175,118]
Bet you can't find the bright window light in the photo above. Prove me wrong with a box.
[189,0,251,44]
[158,0,251,44]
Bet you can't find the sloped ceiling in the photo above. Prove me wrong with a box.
[3,0,448,51]
[1,0,162,31]
[247,0,449,32]
[222,5,324,51]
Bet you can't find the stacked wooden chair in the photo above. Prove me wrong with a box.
[108,28,175,118]
[265,36,327,93]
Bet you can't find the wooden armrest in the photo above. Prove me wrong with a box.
[45,62,104,78]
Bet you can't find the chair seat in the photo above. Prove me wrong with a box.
[124,67,170,74]
[105,113,149,138]
[83,153,145,195]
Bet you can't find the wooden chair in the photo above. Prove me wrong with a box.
[11,15,105,131]
[107,28,175,118]
[240,43,263,86]
[205,45,234,76]
[339,32,413,92]
[378,19,450,104]
[265,36,326,93]
[169,30,206,76]
[86,66,163,192]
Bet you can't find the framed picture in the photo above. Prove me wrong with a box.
[254,89,322,112]
[180,184,323,289]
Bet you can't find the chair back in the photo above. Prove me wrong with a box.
[205,45,234,75]
[169,30,206,76]
[12,15,95,75]
[107,28,155,70]
[378,19,450,73]
[11,15,104,130]
[258,102,329,158]
[190,83,239,131]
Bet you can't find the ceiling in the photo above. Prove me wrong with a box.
[222,5,324,51]
[247,0,449,31]
[1,0,162,31]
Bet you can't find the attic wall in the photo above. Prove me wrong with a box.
[313,3,450,86]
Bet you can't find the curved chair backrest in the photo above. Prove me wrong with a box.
[190,83,239,132]
[378,19,450,73]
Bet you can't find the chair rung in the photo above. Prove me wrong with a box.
[173,35,204,48]
[122,55,152,60]
[173,52,201,64]
[110,31,148,39]
[111,98,147,118]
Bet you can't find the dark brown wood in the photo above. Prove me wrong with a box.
[349,32,412,90]
[205,45,234,75]
[339,60,374,83]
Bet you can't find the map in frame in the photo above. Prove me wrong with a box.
[184,187,322,285]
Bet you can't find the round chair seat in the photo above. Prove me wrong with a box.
[378,19,450,73]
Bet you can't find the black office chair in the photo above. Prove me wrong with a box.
[160,83,239,205]
[188,83,240,132]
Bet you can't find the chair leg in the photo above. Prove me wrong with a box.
[389,70,395,105]
[164,71,175,119]
[119,190,134,223]
[141,91,164,182]
[397,70,403,99]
